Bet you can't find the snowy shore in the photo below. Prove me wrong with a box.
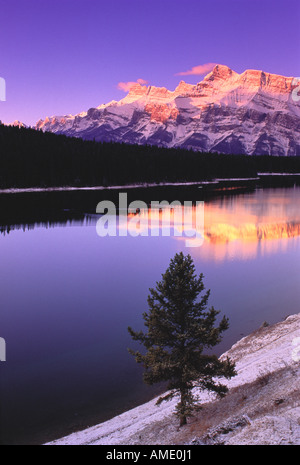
[2,173,300,196]
[46,313,300,446]
[0,178,260,195]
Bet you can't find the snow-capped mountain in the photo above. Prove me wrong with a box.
[10,120,28,128]
[36,65,300,155]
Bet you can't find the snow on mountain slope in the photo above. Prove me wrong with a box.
[10,120,28,128]
[36,65,300,156]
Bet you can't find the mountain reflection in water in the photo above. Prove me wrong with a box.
[2,188,300,262]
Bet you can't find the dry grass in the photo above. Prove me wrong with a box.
[142,364,300,445]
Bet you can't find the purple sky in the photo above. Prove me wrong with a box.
[1,0,299,126]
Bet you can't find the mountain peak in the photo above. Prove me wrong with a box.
[206,64,236,80]
[10,120,27,128]
[128,83,148,96]
[174,80,196,95]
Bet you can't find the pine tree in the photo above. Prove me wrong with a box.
[128,252,236,427]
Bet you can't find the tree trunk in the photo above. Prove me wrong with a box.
[179,388,187,427]
[180,415,187,427]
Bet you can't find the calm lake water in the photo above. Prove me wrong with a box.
[1,185,300,444]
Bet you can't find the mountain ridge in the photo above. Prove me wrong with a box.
[35,65,300,156]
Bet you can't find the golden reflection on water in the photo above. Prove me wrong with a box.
[122,189,300,261]
[200,190,300,261]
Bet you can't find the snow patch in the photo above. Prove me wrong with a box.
[46,313,300,445]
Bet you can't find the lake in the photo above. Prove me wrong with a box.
[1,185,300,444]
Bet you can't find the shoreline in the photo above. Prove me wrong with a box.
[1,172,300,196]
[0,178,258,195]
[3,172,300,195]
[46,312,300,445]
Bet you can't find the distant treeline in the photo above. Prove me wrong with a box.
[1,124,300,189]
